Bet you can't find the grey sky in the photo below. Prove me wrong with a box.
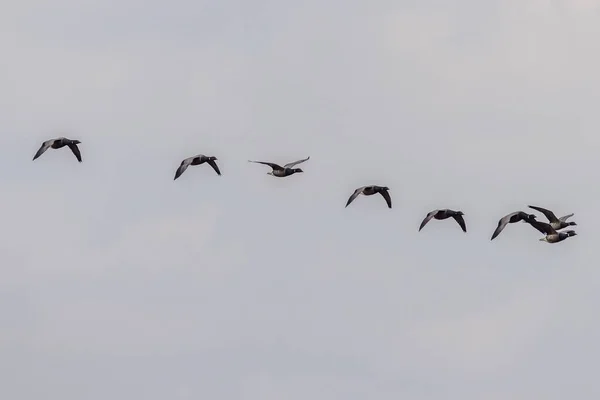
[1,0,599,398]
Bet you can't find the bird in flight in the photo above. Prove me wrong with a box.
[528,220,578,243]
[490,211,537,240]
[248,156,309,177]
[345,185,392,209]
[174,154,221,180]
[33,137,82,162]
[419,209,466,232]
[528,205,576,231]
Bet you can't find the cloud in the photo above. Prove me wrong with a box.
[1,0,598,399]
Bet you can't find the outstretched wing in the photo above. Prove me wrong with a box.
[32,140,53,161]
[345,187,365,208]
[68,143,82,162]
[419,210,438,231]
[528,205,559,223]
[207,159,221,176]
[559,213,574,222]
[248,160,283,170]
[283,156,310,169]
[379,189,392,209]
[491,215,511,240]
[452,214,467,232]
[528,220,556,235]
[174,158,192,180]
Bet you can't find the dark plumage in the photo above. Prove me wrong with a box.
[33,137,82,162]
[528,220,578,243]
[345,185,391,209]
[490,211,537,240]
[174,154,221,180]
[528,205,576,231]
[419,209,466,232]
[248,156,309,177]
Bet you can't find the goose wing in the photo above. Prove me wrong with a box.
[528,205,559,223]
[174,157,193,180]
[528,220,557,235]
[378,189,392,209]
[32,139,54,161]
[207,159,221,176]
[452,214,467,232]
[491,213,515,240]
[345,186,366,208]
[283,156,310,169]
[419,210,438,231]
[68,143,82,162]
[248,160,283,170]
[559,213,574,222]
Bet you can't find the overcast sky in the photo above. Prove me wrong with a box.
[1,0,599,399]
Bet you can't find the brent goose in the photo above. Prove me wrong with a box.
[528,205,576,231]
[33,137,82,162]
[248,156,309,177]
[528,220,578,243]
[174,155,221,180]
[345,185,391,209]
[419,209,466,232]
[491,211,537,240]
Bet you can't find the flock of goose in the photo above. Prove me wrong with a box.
[33,136,578,244]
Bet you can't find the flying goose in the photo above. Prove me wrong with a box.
[174,154,221,180]
[528,220,578,243]
[419,209,466,232]
[345,185,391,209]
[33,137,82,162]
[248,156,309,177]
[490,211,537,240]
[528,205,576,231]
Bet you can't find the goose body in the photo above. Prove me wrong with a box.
[528,220,578,243]
[33,137,82,162]
[345,185,391,208]
[419,209,466,232]
[248,156,309,177]
[491,211,537,240]
[528,205,576,231]
[174,154,220,180]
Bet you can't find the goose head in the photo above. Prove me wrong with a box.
[293,168,303,173]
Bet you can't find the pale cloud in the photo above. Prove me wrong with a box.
[407,278,559,374]
[1,0,599,399]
